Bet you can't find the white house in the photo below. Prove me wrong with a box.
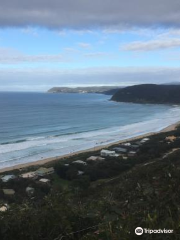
[39,178,50,183]
[123,143,131,146]
[128,151,137,157]
[78,171,84,176]
[87,156,105,161]
[0,204,9,212]
[140,138,150,143]
[101,150,119,157]
[1,175,16,183]
[20,171,36,179]
[73,160,87,165]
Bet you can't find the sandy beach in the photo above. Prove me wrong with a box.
[0,121,179,174]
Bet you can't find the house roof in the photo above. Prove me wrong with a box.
[113,147,127,153]
[123,143,131,146]
[0,204,8,212]
[39,178,50,183]
[3,189,15,195]
[78,171,84,175]
[166,136,176,142]
[1,175,16,182]
[87,156,105,161]
[36,167,54,175]
[20,172,36,178]
[73,160,87,165]
[101,150,115,154]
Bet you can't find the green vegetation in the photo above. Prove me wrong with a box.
[111,84,180,104]
[0,126,180,239]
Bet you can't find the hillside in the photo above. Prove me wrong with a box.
[48,86,121,94]
[0,126,180,239]
[111,84,180,104]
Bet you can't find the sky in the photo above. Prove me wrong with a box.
[1,0,180,91]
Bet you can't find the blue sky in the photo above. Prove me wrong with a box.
[1,28,180,69]
[1,0,180,91]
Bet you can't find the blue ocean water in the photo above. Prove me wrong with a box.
[0,92,180,169]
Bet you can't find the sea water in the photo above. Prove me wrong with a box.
[0,92,180,169]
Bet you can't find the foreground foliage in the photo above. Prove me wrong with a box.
[0,127,180,239]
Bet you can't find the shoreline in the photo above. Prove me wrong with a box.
[0,121,179,174]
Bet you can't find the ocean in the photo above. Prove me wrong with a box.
[0,92,180,169]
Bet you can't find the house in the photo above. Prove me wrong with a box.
[128,151,137,157]
[39,178,50,183]
[165,136,176,142]
[123,143,131,146]
[0,204,9,212]
[101,150,119,157]
[87,156,105,161]
[78,171,84,176]
[113,147,128,154]
[64,164,69,167]
[140,138,150,143]
[3,189,15,195]
[20,171,36,179]
[26,187,35,196]
[1,175,16,183]
[73,160,87,165]
[130,145,139,149]
[35,167,54,177]
[143,138,150,141]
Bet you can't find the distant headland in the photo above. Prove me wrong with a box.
[111,84,180,104]
[47,86,122,95]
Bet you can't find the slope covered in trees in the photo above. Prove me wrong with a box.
[111,84,180,104]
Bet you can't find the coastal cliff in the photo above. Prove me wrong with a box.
[111,84,180,104]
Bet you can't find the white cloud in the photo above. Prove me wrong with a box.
[0,48,69,64]
[123,38,180,51]
[21,27,38,36]
[84,52,116,58]
[78,42,91,49]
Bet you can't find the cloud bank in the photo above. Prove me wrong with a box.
[0,67,180,91]
[0,0,180,29]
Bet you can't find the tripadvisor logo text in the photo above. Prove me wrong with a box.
[135,227,173,235]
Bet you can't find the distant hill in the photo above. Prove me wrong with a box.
[111,84,180,104]
[47,86,122,95]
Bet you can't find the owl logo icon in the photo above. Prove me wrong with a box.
[135,227,143,235]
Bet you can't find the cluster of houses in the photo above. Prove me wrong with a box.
[0,167,54,183]
[65,137,151,176]
[100,138,150,158]
[0,137,152,211]
[0,166,55,211]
